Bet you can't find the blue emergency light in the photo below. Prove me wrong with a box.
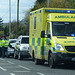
[71,34,75,37]
[45,9,75,13]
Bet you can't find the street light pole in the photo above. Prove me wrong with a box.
[47,0,49,8]
[9,0,11,39]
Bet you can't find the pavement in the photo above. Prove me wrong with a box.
[0,57,75,75]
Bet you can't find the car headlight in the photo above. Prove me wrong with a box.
[54,43,64,51]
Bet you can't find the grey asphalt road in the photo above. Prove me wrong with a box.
[0,57,75,75]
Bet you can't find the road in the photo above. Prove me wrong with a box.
[0,57,75,75]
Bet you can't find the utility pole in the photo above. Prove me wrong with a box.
[9,0,11,39]
[17,0,19,26]
[47,0,49,8]
[16,0,19,38]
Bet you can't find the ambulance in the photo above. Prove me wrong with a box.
[29,8,75,68]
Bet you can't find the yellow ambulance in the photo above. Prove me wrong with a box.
[29,8,75,68]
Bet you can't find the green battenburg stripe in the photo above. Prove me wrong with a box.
[53,47,55,51]
[41,46,44,55]
[35,46,37,54]
[38,38,40,46]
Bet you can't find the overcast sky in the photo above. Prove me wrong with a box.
[0,0,36,23]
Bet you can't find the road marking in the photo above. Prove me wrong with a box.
[10,73,15,75]
[4,66,20,68]
[37,72,45,75]
[0,58,5,61]
[14,71,30,73]
[0,63,11,66]
[0,66,7,71]
[7,61,15,64]
[18,65,31,70]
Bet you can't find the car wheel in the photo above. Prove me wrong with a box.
[14,52,18,59]
[18,52,23,60]
[6,54,10,58]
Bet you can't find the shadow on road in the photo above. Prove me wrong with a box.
[43,62,75,70]
[22,58,32,61]
[55,64,75,70]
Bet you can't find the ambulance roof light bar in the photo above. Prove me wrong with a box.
[45,9,75,13]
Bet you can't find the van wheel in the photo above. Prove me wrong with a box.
[18,52,23,60]
[48,54,55,68]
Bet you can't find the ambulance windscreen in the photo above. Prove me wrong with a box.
[52,22,75,36]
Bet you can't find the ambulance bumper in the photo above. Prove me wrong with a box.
[52,52,75,63]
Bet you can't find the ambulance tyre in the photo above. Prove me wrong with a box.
[48,54,55,68]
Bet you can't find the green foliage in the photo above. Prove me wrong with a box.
[4,26,9,36]
[0,17,4,31]
[31,0,75,11]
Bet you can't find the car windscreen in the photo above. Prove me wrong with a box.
[21,37,29,44]
[52,22,75,36]
[9,40,16,43]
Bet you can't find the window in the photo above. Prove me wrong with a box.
[34,17,36,29]
[52,22,75,36]
[46,22,50,34]
[21,37,29,44]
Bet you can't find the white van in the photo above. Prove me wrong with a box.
[14,35,31,60]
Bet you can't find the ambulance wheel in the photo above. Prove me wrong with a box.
[48,54,55,68]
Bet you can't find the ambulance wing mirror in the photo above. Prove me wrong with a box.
[47,34,51,38]
[41,31,45,38]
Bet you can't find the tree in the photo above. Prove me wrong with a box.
[31,0,75,11]
[0,17,4,31]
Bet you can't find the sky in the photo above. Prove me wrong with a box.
[0,0,36,23]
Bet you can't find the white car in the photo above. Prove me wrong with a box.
[14,35,31,60]
[6,39,17,58]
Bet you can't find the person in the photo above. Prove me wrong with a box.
[1,36,6,58]
[4,36,9,56]
[0,37,2,57]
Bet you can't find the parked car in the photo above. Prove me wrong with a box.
[6,39,17,58]
[14,35,31,60]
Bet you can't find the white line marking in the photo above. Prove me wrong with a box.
[0,58,4,61]
[7,61,15,64]
[4,66,20,68]
[18,65,31,70]
[10,73,15,75]
[14,71,30,73]
[37,72,45,75]
[0,63,11,65]
[0,66,7,71]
